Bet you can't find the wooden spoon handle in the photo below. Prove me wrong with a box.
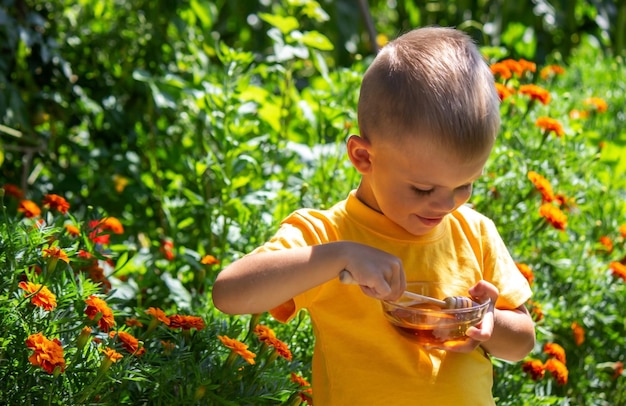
[402,291,447,307]
[339,270,472,309]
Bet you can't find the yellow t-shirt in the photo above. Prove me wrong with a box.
[256,191,532,405]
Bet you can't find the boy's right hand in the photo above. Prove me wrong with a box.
[337,244,406,301]
[213,241,406,315]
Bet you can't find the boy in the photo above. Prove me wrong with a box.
[212,27,535,404]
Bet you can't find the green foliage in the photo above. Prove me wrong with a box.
[474,39,626,405]
[0,194,311,405]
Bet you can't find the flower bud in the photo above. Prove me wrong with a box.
[77,327,92,351]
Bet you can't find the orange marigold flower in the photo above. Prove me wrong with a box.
[25,332,66,374]
[78,249,93,259]
[18,281,57,311]
[527,171,555,202]
[613,361,624,379]
[253,324,276,342]
[539,204,567,231]
[254,324,293,361]
[2,183,24,199]
[290,372,311,387]
[540,64,565,79]
[114,331,145,356]
[100,217,124,234]
[495,83,515,100]
[161,340,176,354]
[201,254,220,265]
[571,322,585,346]
[64,224,80,237]
[519,84,551,105]
[553,193,576,211]
[84,295,116,332]
[498,60,518,75]
[599,236,613,253]
[292,372,314,403]
[536,116,565,136]
[125,318,144,327]
[609,261,626,281]
[503,58,535,76]
[218,335,256,365]
[88,217,124,244]
[168,314,205,331]
[18,200,41,218]
[299,388,313,404]
[42,194,70,214]
[146,307,171,325]
[528,300,544,322]
[535,116,565,137]
[522,359,545,380]
[89,220,111,245]
[515,263,534,285]
[101,347,123,363]
[545,358,569,385]
[28,264,43,276]
[520,59,537,73]
[569,109,589,120]
[81,259,111,291]
[160,239,175,261]
[270,338,292,361]
[113,174,129,193]
[490,62,512,80]
[42,246,70,264]
[620,224,626,238]
[544,342,567,364]
[584,97,608,113]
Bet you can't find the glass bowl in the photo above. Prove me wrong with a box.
[381,281,490,348]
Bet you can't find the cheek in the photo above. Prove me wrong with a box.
[381,191,415,214]
[455,188,473,204]
[394,193,425,213]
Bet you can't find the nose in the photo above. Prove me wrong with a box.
[430,190,457,212]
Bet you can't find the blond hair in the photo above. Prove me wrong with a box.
[357,27,500,159]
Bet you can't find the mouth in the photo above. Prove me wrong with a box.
[416,215,444,227]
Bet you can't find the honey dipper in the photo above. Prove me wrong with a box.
[339,270,474,309]
[401,290,474,309]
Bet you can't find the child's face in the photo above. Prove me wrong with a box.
[355,135,491,236]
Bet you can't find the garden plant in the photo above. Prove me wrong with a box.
[1,0,625,404]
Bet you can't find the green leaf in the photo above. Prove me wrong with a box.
[178,217,196,229]
[300,30,334,51]
[132,69,153,83]
[190,0,214,29]
[258,12,299,34]
[161,272,192,309]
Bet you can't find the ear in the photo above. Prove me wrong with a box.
[347,135,373,174]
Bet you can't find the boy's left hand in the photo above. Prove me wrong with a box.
[427,280,498,353]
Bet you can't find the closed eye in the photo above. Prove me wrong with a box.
[412,186,434,196]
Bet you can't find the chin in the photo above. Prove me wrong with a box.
[402,224,432,237]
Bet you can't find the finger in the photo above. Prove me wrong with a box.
[469,280,498,303]
[386,267,406,301]
[360,284,391,299]
[466,311,495,342]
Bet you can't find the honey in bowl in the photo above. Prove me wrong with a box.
[381,283,490,348]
